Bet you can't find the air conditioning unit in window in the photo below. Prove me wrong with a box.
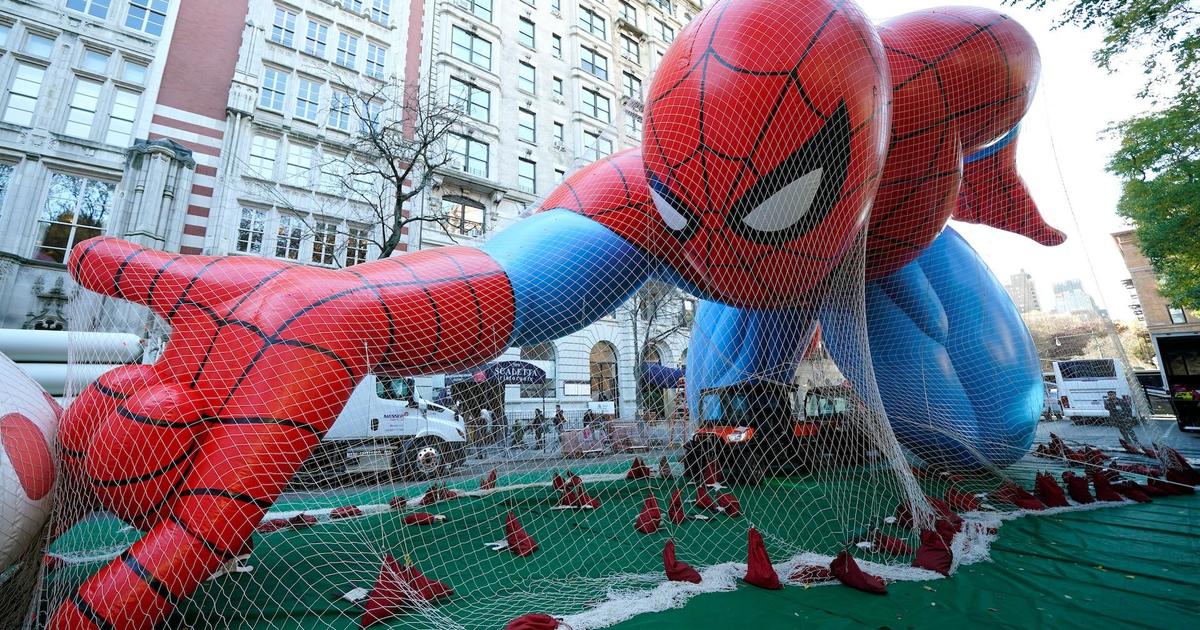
[553,141,567,151]
[622,51,640,62]
[552,95,565,104]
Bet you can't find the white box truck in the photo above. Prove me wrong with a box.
[304,374,468,482]
[1052,359,1135,425]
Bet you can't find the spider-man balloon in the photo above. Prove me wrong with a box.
[48,1,1064,628]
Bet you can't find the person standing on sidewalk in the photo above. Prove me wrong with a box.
[533,408,547,451]
[1103,391,1139,446]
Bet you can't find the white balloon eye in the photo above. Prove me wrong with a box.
[650,185,690,231]
[740,168,825,233]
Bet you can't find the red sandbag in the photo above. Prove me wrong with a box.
[1034,473,1070,508]
[868,530,913,557]
[1138,482,1169,497]
[331,505,364,519]
[559,482,601,509]
[1092,473,1124,502]
[1114,482,1152,503]
[789,564,835,584]
[702,459,722,486]
[945,486,981,512]
[717,492,742,517]
[1119,438,1141,455]
[288,513,317,528]
[480,468,497,490]
[744,527,781,590]
[1149,477,1195,495]
[893,502,914,530]
[663,539,702,584]
[990,481,1046,511]
[360,555,453,628]
[388,496,408,511]
[505,511,539,557]
[396,563,453,602]
[505,614,559,630]
[256,518,290,533]
[1062,472,1095,503]
[830,551,886,595]
[668,488,685,525]
[659,456,674,479]
[1163,446,1200,484]
[912,529,953,576]
[634,491,662,534]
[403,512,439,526]
[934,518,959,545]
[552,473,565,492]
[626,457,652,480]
[695,485,718,511]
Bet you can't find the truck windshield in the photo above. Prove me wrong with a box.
[699,383,792,428]
[1058,360,1117,380]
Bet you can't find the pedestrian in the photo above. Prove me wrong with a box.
[1103,391,1139,446]
[512,415,526,449]
[533,408,546,451]
[480,407,494,444]
[554,405,566,434]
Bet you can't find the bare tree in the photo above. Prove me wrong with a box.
[618,280,692,420]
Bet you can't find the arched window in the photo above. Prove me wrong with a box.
[589,341,619,406]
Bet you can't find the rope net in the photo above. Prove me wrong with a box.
[0,1,1180,629]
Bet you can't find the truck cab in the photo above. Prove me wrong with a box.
[315,374,467,481]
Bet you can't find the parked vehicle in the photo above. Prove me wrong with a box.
[1150,333,1200,430]
[1042,381,1063,420]
[1052,359,1134,425]
[300,375,466,484]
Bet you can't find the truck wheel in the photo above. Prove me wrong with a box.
[402,438,447,481]
[719,445,765,487]
[682,438,717,482]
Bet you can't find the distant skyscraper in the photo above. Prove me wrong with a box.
[1004,269,1041,314]
[1053,279,1099,315]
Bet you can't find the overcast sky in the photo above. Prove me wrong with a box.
[853,0,1149,321]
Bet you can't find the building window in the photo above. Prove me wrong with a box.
[581,87,610,122]
[304,20,329,57]
[346,226,369,265]
[579,5,606,38]
[122,60,148,84]
[82,50,110,74]
[651,0,671,13]
[358,100,382,135]
[67,0,112,19]
[553,121,565,143]
[552,34,562,59]
[554,168,565,183]
[580,46,608,80]
[366,43,386,79]
[583,130,612,161]
[619,1,636,23]
[276,215,303,260]
[35,174,114,264]
[311,221,338,265]
[270,7,297,47]
[656,18,674,42]
[319,155,346,193]
[1169,306,1189,325]
[3,63,45,127]
[518,62,537,94]
[0,163,12,219]
[517,108,536,143]
[463,0,493,22]
[553,76,564,96]
[63,79,102,139]
[343,0,364,13]
[369,0,391,26]
[329,91,351,130]
[125,0,169,37]
[442,195,486,237]
[625,112,642,137]
[294,78,320,121]
[621,35,640,63]
[622,72,642,99]
[260,67,288,110]
[24,33,55,58]
[449,78,490,122]
[451,27,491,71]
[106,89,139,146]
[518,159,537,194]
[285,143,313,186]
[518,18,536,49]
[336,32,359,69]
[237,208,266,254]
[247,135,279,178]
[448,134,489,178]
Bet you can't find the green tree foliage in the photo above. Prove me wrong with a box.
[1012,0,1200,309]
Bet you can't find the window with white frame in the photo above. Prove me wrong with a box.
[518,18,536,49]
[442,195,486,237]
[366,43,386,79]
[63,78,102,139]
[260,67,288,110]
[451,27,491,70]
[304,20,329,57]
[449,78,490,122]
[247,135,279,178]
[66,0,112,19]
[122,59,148,84]
[579,5,606,38]
[553,76,564,96]
[106,89,139,146]
[622,72,641,99]
[583,130,612,161]
[553,121,565,143]
[517,108,536,143]
[358,100,382,135]
[294,77,320,121]
[581,87,610,122]
[125,0,169,37]
[518,159,536,194]
[24,33,55,57]
[319,155,347,193]
[237,207,266,253]
[518,62,537,93]
[82,49,110,73]
[580,46,608,80]
[311,221,338,265]
[285,143,314,186]
[0,163,14,219]
[619,1,636,23]
[552,34,562,59]
[336,32,359,69]
[4,63,46,127]
[275,214,303,259]
[1169,306,1189,325]
[625,112,642,137]
[651,0,671,13]
[369,0,391,25]
[343,0,364,13]
[656,18,674,42]
[35,173,114,264]
[346,226,369,266]
[621,35,639,63]
[329,90,351,130]
[270,7,297,46]
[0,24,9,48]
[448,134,489,178]
[463,0,493,22]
